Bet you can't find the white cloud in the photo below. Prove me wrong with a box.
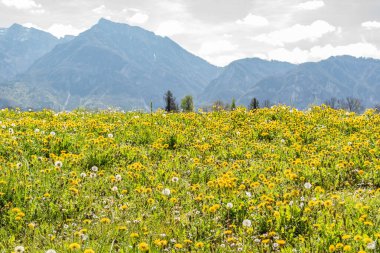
[22,22,42,30]
[265,43,380,63]
[47,24,84,38]
[236,13,269,27]
[1,0,40,9]
[267,48,310,63]
[362,21,380,30]
[199,40,238,56]
[2,0,44,13]
[30,8,44,14]
[205,54,244,67]
[92,5,106,15]
[155,20,185,36]
[296,0,325,10]
[310,43,380,59]
[22,23,83,38]
[128,12,149,24]
[252,20,336,46]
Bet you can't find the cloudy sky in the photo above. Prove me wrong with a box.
[1,0,380,66]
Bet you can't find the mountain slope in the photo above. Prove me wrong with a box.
[0,24,61,81]
[199,58,295,104]
[238,56,380,108]
[22,18,219,110]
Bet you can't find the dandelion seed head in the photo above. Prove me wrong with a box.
[304,182,312,189]
[15,246,25,253]
[55,161,63,168]
[242,219,252,227]
[162,188,171,196]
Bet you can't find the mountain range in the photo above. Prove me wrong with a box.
[0,18,379,110]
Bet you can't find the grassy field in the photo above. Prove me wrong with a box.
[0,106,379,252]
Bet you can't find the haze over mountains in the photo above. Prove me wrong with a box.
[0,24,71,82]
[0,18,379,110]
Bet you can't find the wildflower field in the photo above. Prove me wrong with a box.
[1,106,380,253]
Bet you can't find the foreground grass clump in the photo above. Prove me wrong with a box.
[0,106,379,253]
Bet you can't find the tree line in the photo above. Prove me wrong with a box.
[163,90,267,112]
[163,90,379,113]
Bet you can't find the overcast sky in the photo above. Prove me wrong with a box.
[1,0,380,66]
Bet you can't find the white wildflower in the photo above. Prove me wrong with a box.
[367,241,376,250]
[162,188,171,196]
[14,246,25,253]
[242,219,252,227]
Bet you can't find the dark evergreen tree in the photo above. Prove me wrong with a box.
[164,90,178,112]
[249,98,260,110]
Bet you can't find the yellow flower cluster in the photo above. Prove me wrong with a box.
[0,106,379,252]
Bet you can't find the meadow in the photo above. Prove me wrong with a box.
[0,106,379,253]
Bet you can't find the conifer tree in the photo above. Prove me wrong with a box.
[249,98,259,110]
[164,90,178,112]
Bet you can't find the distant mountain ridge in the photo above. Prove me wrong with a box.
[0,19,380,110]
[18,18,219,110]
[237,56,380,108]
[199,58,296,104]
[0,24,69,82]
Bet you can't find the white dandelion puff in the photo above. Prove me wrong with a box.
[242,219,252,227]
[304,182,312,189]
[367,241,376,250]
[15,246,25,253]
[162,188,171,196]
